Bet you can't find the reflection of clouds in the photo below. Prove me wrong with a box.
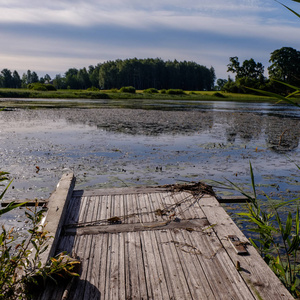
[265,117,300,153]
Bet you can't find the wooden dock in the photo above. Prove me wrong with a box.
[36,173,293,300]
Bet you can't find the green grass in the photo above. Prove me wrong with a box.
[0,88,296,109]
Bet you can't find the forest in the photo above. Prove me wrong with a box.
[0,59,216,91]
[0,47,299,94]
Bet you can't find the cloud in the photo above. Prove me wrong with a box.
[0,0,298,80]
[0,0,276,27]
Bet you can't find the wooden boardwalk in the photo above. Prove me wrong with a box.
[37,173,293,300]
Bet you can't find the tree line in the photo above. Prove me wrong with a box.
[0,58,216,91]
[0,47,299,93]
[217,46,300,94]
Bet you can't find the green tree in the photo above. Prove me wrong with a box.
[12,70,21,88]
[216,78,228,91]
[65,68,79,89]
[240,59,264,80]
[88,64,101,88]
[31,71,39,83]
[0,69,13,88]
[268,47,300,85]
[77,67,91,89]
[227,56,241,77]
[52,74,64,89]
[43,74,51,83]
[227,57,264,80]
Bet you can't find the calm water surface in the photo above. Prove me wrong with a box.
[0,100,299,232]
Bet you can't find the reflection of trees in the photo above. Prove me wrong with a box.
[265,117,300,152]
[65,109,215,136]
[2,109,299,151]
[220,113,263,143]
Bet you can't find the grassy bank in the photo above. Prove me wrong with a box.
[0,88,295,109]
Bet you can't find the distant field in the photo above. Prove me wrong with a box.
[0,88,297,109]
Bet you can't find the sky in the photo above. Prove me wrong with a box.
[0,0,299,80]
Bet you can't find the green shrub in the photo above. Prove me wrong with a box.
[119,86,136,93]
[28,83,47,91]
[86,87,100,91]
[88,93,110,99]
[0,91,30,98]
[44,84,56,91]
[166,89,185,95]
[212,92,227,98]
[27,83,56,91]
[160,89,166,94]
[144,88,159,94]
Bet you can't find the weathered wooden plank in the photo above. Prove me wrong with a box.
[125,193,140,224]
[134,232,149,299]
[105,233,119,300]
[55,235,75,255]
[72,187,174,197]
[136,193,151,223]
[118,232,126,300]
[64,218,209,236]
[168,229,216,299]
[157,229,192,299]
[98,234,109,299]
[124,231,131,299]
[200,196,294,300]
[189,229,255,300]
[127,231,142,299]
[81,235,101,300]
[97,194,109,225]
[152,192,171,221]
[38,172,75,265]
[142,193,173,299]
[64,195,82,225]
[139,231,156,299]
[77,196,88,224]
[84,196,98,223]
[69,235,93,299]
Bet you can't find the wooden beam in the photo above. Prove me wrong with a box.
[63,218,210,236]
[38,173,76,265]
[1,200,48,207]
[200,196,294,300]
[217,196,249,203]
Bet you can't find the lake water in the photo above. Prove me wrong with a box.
[0,100,299,232]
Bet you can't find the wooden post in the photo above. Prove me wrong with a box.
[38,173,75,265]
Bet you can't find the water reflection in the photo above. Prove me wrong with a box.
[0,103,299,204]
[62,108,300,153]
[265,117,300,152]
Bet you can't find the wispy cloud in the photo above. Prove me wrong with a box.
[0,0,298,79]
